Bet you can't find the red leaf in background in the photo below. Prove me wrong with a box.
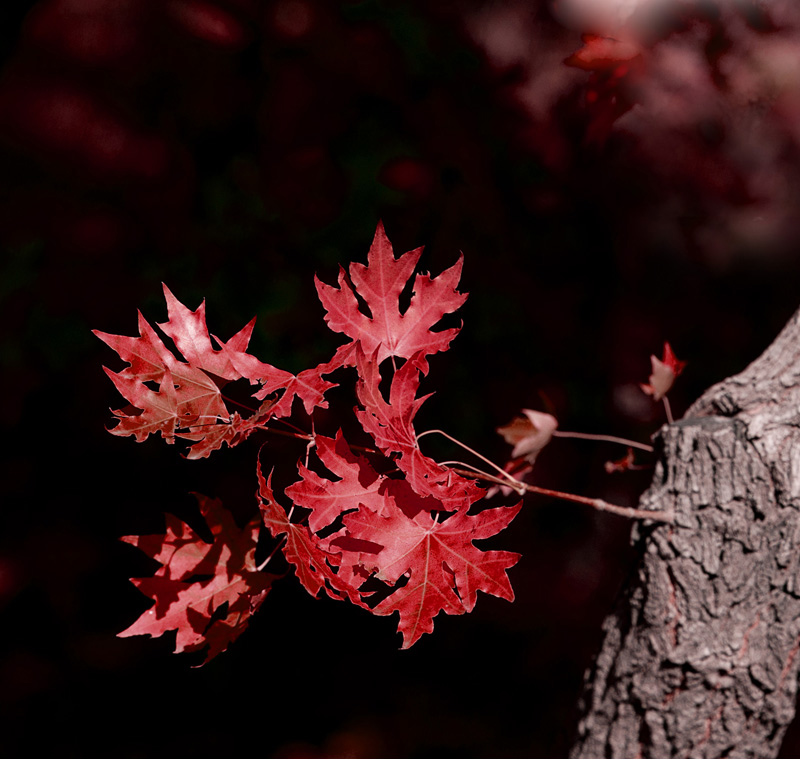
[332,490,522,649]
[315,221,467,372]
[564,33,641,72]
[167,0,248,48]
[94,284,337,457]
[565,33,644,144]
[640,341,686,401]
[252,351,342,419]
[119,494,273,665]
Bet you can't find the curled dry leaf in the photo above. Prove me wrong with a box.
[497,409,559,463]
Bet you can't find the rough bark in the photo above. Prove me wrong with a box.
[571,311,800,759]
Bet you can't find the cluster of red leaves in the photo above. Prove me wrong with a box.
[93,286,336,459]
[98,223,522,658]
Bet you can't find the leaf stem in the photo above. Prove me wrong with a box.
[552,430,653,452]
[220,393,261,415]
[417,429,522,489]
[663,396,674,424]
[256,536,286,572]
[256,426,313,443]
[438,459,516,489]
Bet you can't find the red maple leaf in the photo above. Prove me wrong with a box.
[315,221,467,372]
[119,493,274,665]
[105,224,527,656]
[284,429,435,589]
[94,284,338,458]
[256,459,366,606]
[284,430,387,534]
[354,348,484,506]
[332,488,522,649]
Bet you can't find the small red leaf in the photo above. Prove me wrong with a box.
[640,342,686,401]
[354,348,483,506]
[604,447,636,474]
[285,430,387,534]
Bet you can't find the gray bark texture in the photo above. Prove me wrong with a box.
[571,311,800,759]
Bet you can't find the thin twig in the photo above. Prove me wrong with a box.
[220,393,261,415]
[438,459,521,491]
[553,430,654,452]
[522,483,673,523]
[448,466,673,523]
[272,415,315,437]
[438,460,491,477]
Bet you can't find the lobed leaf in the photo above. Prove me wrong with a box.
[315,221,467,371]
[330,479,522,649]
[256,459,366,606]
[94,285,340,457]
[119,494,274,665]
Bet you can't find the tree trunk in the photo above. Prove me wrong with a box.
[571,312,800,759]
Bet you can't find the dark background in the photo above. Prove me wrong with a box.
[0,1,797,757]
